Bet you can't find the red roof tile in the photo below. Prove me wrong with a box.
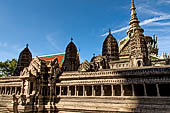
[39,53,65,66]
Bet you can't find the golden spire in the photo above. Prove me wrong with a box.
[127,0,144,34]
[129,0,139,26]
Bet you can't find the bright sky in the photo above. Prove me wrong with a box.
[0,0,170,62]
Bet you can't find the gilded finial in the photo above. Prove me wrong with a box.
[131,0,135,9]
[128,0,143,33]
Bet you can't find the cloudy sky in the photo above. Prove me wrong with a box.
[0,0,170,62]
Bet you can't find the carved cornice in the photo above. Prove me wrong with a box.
[56,77,170,86]
[60,66,170,80]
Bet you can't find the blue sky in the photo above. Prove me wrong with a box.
[0,0,170,62]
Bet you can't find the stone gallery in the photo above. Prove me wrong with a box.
[0,0,170,112]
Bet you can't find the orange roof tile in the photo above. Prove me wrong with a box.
[39,53,65,66]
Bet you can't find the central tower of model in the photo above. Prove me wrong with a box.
[128,0,149,67]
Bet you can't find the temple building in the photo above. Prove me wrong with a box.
[1,0,170,113]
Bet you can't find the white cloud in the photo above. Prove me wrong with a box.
[159,0,170,4]
[137,6,167,16]
[46,35,62,52]
[102,26,129,36]
[148,22,170,26]
[140,15,170,26]
[102,14,170,36]
[0,42,7,47]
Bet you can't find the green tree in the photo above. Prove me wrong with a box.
[0,59,17,77]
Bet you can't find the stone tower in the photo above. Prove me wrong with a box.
[14,44,32,76]
[127,0,149,67]
[62,38,80,71]
[102,29,119,61]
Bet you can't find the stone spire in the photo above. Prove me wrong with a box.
[130,0,139,25]
[13,45,32,76]
[127,0,144,35]
[128,0,149,67]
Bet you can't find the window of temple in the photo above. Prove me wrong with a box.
[94,85,101,96]
[134,84,144,96]
[104,85,111,96]
[137,60,141,67]
[77,86,83,96]
[85,86,92,96]
[113,85,121,96]
[69,86,75,96]
[61,86,67,96]
[123,85,132,96]
[159,84,170,96]
[146,84,157,96]
[56,86,60,96]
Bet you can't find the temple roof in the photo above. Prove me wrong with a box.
[102,30,119,61]
[39,53,65,66]
[119,36,130,53]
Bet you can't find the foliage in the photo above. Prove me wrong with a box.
[0,59,17,77]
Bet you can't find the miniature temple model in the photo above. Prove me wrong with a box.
[0,0,170,113]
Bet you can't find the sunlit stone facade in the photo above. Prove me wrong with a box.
[1,0,170,113]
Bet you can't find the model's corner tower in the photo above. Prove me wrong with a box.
[102,29,119,62]
[62,38,80,71]
[13,44,32,76]
[127,0,150,67]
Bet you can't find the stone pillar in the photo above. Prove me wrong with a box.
[143,84,147,96]
[59,86,62,96]
[156,84,160,96]
[54,86,56,96]
[121,84,124,96]
[0,87,1,95]
[22,80,25,95]
[15,87,17,95]
[2,87,4,95]
[101,85,104,96]
[39,86,42,96]
[67,86,69,96]
[111,85,115,96]
[5,86,7,95]
[75,86,77,96]
[132,84,135,96]
[10,87,12,95]
[27,81,30,95]
[1,87,3,95]
[92,85,94,96]
[83,85,85,96]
